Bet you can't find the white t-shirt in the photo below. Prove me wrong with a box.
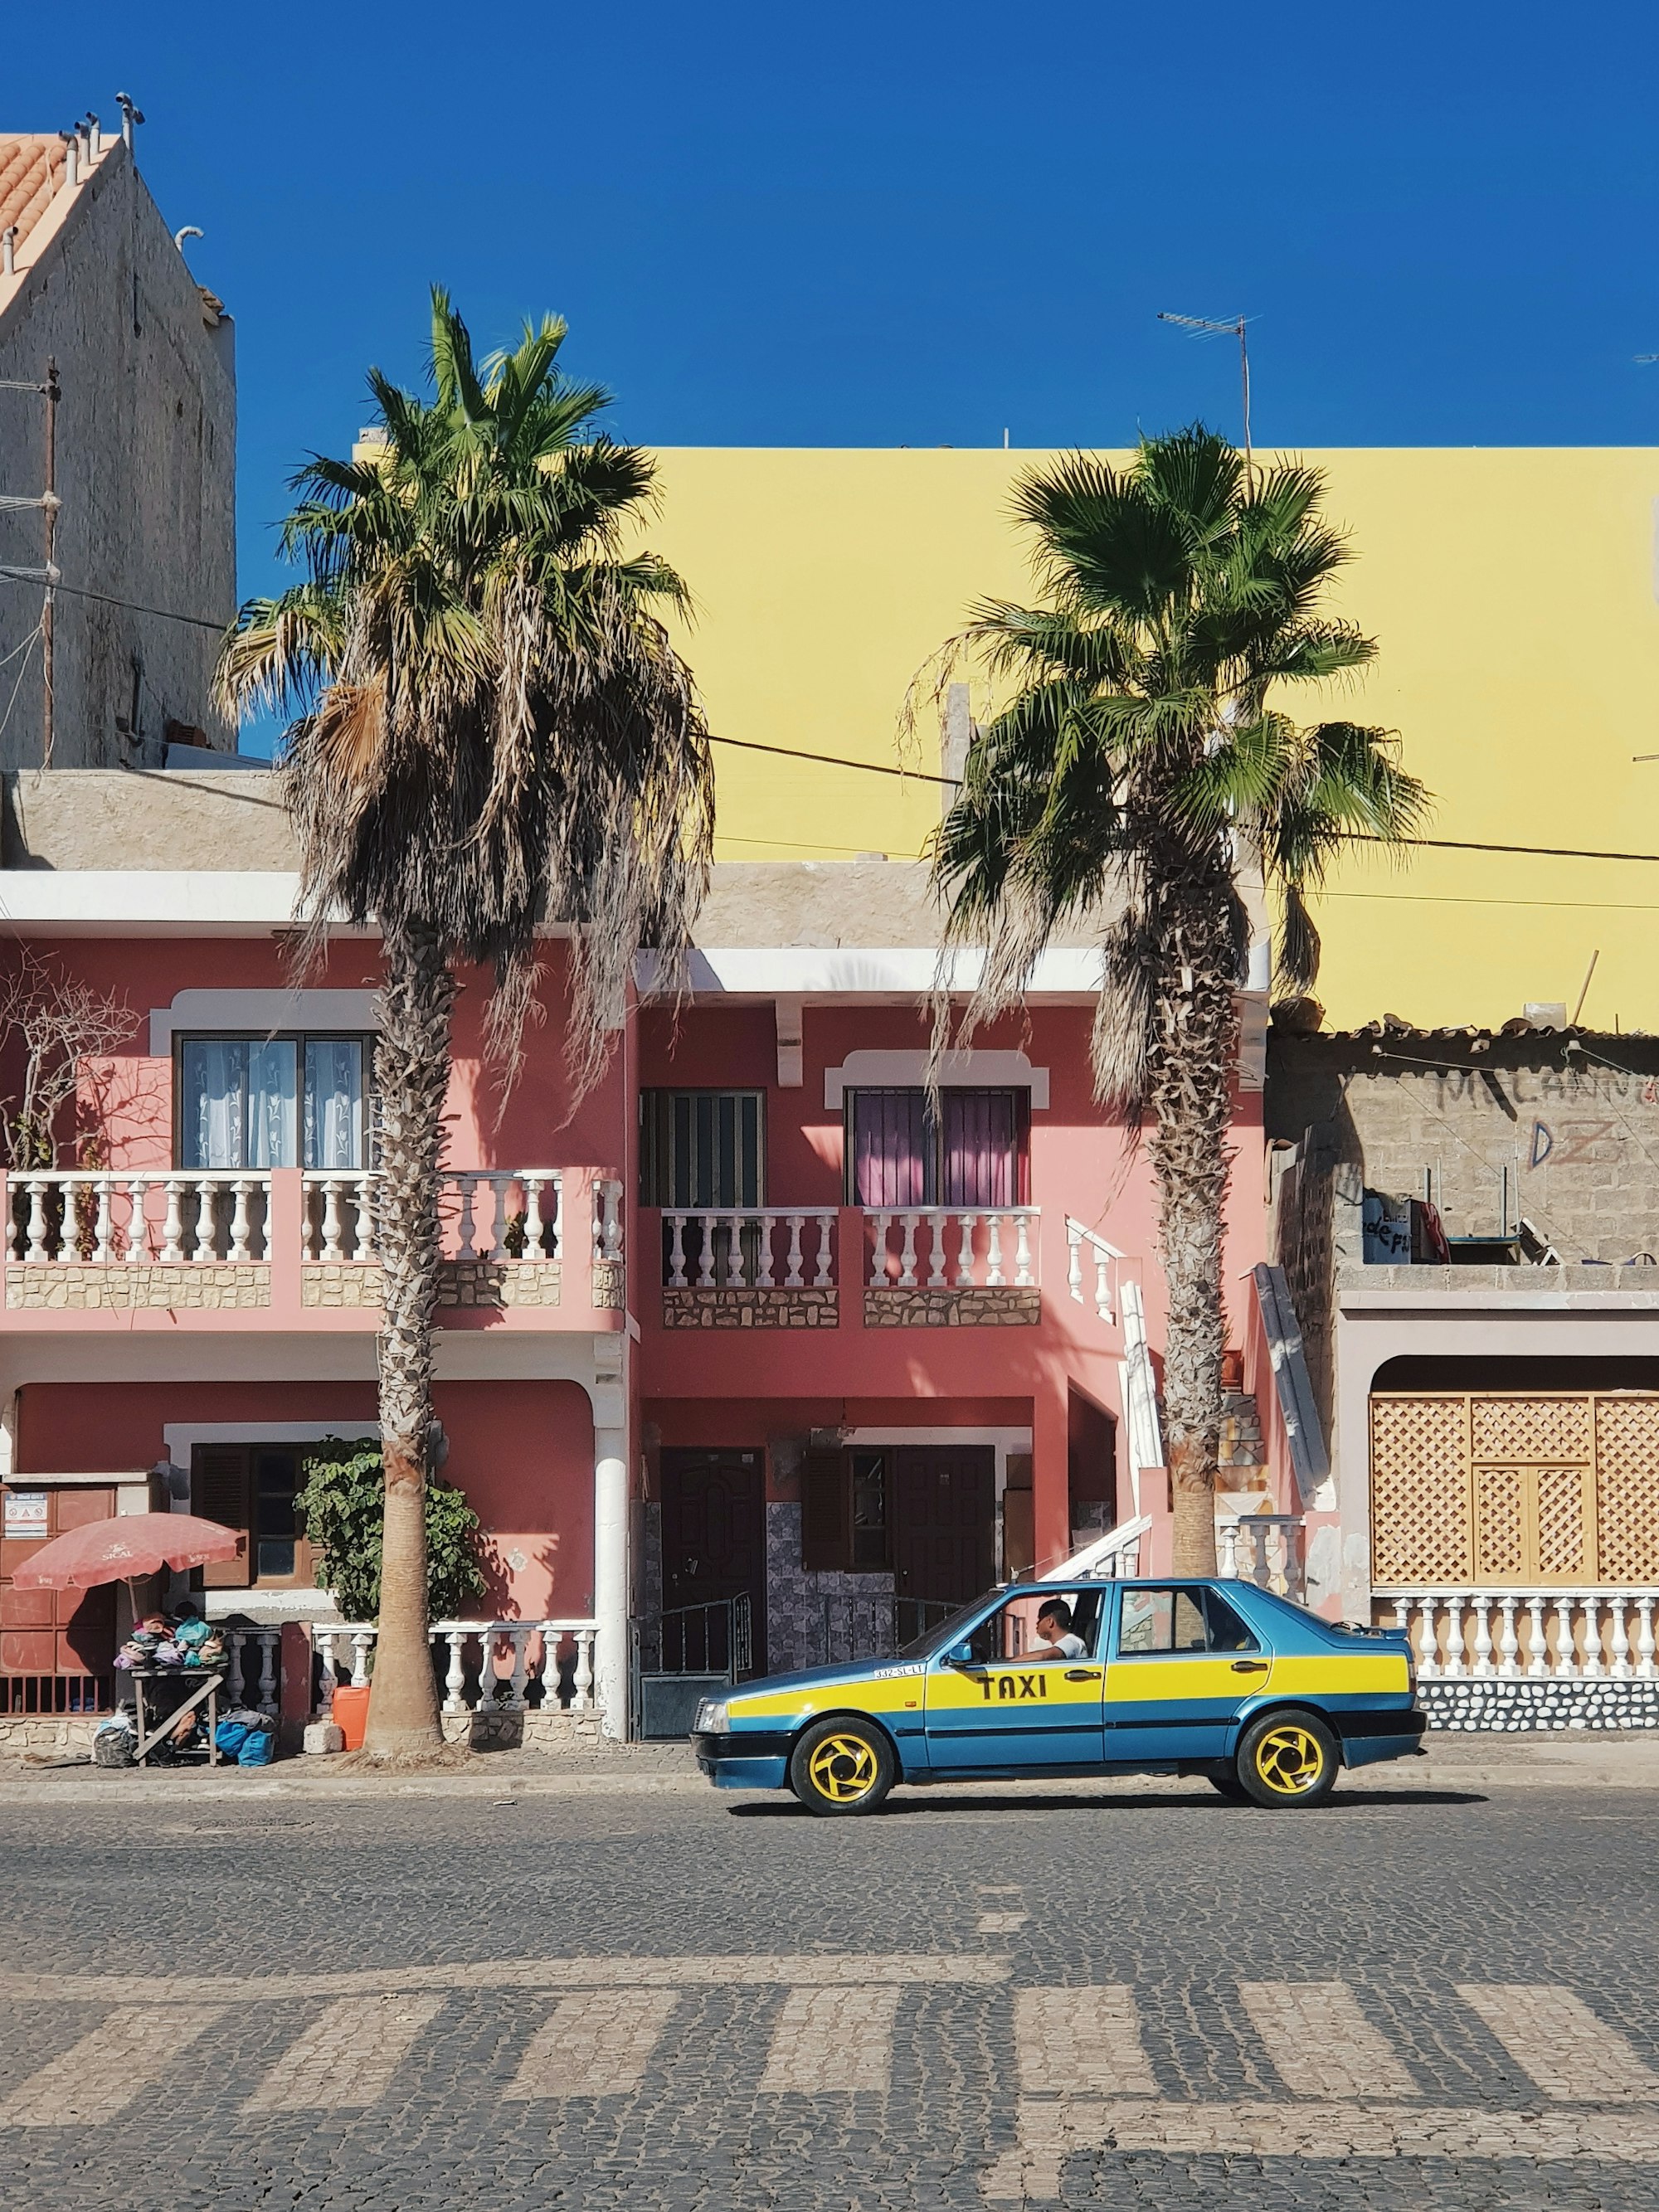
[1048,1631,1086,1658]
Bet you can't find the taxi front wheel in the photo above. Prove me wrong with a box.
[790,1717,896,1816]
[1234,1712,1339,1808]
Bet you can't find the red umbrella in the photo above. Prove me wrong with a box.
[9,1512,241,1590]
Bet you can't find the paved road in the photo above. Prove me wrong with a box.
[2,1760,1656,2210]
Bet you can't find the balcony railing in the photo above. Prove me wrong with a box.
[1388,1588,1659,1679]
[866,1206,1039,1288]
[662,1208,837,1288]
[5,1169,568,1266]
[8,1169,274,1263]
[314,1619,599,1715]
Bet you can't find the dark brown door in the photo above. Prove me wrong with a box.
[1,1485,117,1679]
[660,1449,766,1675]
[892,1446,995,1606]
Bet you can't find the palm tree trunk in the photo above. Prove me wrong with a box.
[1146,885,1240,1578]
[362,917,456,1757]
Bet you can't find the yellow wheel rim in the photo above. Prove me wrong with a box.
[1253,1725,1326,1796]
[806,1733,879,1804]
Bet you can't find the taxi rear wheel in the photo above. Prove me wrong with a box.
[1234,1712,1338,1808]
[790,1717,896,1816]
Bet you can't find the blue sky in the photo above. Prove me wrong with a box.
[13,1,1659,750]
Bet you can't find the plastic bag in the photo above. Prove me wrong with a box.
[236,1723,276,1767]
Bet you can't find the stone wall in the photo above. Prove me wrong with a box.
[7,1263,269,1309]
[1421,1679,1659,1731]
[0,142,236,768]
[299,1262,562,1309]
[864,1286,1041,1328]
[1268,1029,1659,1268]
[660,1288,838,1330]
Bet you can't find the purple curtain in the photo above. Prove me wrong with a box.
[941,1091,1022,1208]
[851,1091,930,1207]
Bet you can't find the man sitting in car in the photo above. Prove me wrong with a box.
[1026,1597,1087,1660]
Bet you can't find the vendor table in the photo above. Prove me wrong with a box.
[130,1668,227,1767]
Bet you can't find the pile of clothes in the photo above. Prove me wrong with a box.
[114,1611,227,1675]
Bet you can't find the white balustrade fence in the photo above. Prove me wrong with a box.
[311,1619,598,1716]
[1220,1514,1306,1602]
[663,1208,837,1289]
[592,1179,624,1267]
[865,1206,1039,1290]
[7,1169,273,1264]
[302,1170,564,1264]
[1046,1513,1153,1581]
[1389,1590,1659,1680]
[224,1626,283,1715]
[3,1168,569,1267]
[1065,1218,1119,1322]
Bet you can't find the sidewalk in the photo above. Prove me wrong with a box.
[3,1731,1659,1805]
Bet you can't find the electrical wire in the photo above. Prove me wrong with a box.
[0,625,42,747]
[7,560,1659,872]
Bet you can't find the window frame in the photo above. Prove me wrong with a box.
[173,1031,377,1174]
[1112,1584,1262,1661]
[639,1088,767,1210]
[843,1086,1030,1208]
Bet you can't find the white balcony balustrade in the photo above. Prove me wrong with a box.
[865,1206,1039,1290]
[1065,1218,1120,1322]
[311,1619,598,1716]
[7,1170,273,1264]
[1389,1589,1659,1680]
[662,1208,837,1290]
[223,1625,283,1714]
[1046,1513,1154,1581]
[591,1178,624,1267]
[301,1170,564,1265]
[1219,1514,1306,1602]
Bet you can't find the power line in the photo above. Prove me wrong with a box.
[709,732,955,786]
[0,566,231,634]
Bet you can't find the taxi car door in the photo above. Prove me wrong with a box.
[922,1587,1107,1773]
[1103,1583,1272,1762]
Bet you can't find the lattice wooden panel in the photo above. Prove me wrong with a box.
[1370,1397,1470,1585]
[1474,1466,1526,1582]
[1593,1398,1659,1582]
[1535,1465,1592,1582]
[1470,1396,1591,1462]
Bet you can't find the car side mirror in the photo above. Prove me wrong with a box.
[945,1641,975,1667]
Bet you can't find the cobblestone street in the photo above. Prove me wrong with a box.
[2,1748,1657,2209]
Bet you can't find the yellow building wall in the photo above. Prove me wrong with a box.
[644,447,1659,1033]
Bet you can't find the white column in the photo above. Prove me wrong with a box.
[784,1215,805,1288]
[667,1213,688,1287]
[593,1423,628,1739]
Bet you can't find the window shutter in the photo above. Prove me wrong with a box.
[800,1450,851,1573]
[193,1446,251,1588]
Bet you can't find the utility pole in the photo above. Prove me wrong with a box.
[42,357,58,768]
[1157,312,1254,479]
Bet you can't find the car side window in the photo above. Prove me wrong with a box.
[956,1587,1106,1664]
[1116,1585,1261,1657]
[1202,1587,1259,1653]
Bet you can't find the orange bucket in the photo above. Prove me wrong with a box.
[331,1685,370,1751]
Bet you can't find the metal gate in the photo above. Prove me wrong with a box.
[1370,1391,1659,1586]
[630,1593,752,1741]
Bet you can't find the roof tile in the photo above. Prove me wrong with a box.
[0,136,63,259]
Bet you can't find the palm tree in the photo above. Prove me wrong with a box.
[216,292,713,1755]
[927,426,1427,1573]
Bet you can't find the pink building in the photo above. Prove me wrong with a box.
[0,772,1298,1742]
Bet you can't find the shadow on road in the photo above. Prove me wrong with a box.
[728,1786,1490,1817]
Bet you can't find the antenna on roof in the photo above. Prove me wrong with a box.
[1157,311,1255,479]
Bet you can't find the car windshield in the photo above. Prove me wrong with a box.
[895,1588,1011,1660]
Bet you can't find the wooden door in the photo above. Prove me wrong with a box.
[1,1485,117,1679]
[659,1449,766,1674]
[892,1446,995,1606]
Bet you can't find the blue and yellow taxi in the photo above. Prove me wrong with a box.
[692,1577,1424,1813]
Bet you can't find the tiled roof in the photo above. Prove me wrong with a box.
[0,135,61,255]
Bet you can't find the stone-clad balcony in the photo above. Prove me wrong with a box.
[1,1166,625,1330]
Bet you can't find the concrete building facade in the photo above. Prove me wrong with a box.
[0,118,236,771]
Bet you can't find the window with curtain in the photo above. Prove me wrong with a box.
[179,1036,370,1170]
[847,1088,1028,1208]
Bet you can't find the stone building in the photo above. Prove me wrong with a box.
[1267,1012,1659,1725]
[0,111,236,770]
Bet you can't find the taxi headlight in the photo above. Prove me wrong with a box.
[693,1699,728,1733]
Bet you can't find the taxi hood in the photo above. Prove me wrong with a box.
[731,1657,902,1703]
